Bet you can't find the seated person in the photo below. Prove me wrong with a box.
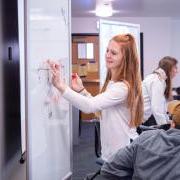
[96,101,180,180]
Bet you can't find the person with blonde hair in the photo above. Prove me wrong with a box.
[48,33,143,161]
[143,56,178,126]
[97,101,180,180]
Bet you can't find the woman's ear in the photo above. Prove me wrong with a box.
[171,121,175,128]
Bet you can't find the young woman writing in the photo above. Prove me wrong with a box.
[48,34,143,161]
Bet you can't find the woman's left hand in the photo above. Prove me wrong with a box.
[71,73,84,92]
[47,60,67,93]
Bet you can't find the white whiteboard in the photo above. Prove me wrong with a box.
[25,0,72,179]
[99,19,140,87]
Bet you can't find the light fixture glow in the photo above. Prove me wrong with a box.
[95,4,113,17]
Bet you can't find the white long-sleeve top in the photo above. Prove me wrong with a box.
[142,72,169,125]
[62,81,138,161]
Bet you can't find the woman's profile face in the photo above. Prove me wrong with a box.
[171,65,178,78]
[105,40,123,71]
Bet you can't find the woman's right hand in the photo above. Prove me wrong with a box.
[47,60,67,93]
[71,73,84,92]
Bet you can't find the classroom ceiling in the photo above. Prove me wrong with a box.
[72,0,180,18]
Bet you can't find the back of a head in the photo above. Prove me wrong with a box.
[168,100,180,127]
[158,56,177,76]
[158,56,178,99]
[172,102,180,127]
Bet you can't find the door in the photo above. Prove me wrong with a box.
[72,34,100,120]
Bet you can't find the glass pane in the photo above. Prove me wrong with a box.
[86,43,94,59]
[78,43,94,59]
[78,43,86,59]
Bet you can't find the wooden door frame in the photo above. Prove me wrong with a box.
[72,33,100,121]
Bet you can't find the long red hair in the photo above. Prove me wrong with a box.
[101,34,143,127]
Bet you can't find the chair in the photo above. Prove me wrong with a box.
[174,95,180,100]
[94,120,101,158]
[138,124,170,134]
[139,101,180,135]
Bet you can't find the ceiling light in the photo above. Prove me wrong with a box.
[95,3,113,17]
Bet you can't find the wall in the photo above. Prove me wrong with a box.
[18,0,26,155]
[72,17,180,87]
[0,0,22,179]
[170,19,180,87]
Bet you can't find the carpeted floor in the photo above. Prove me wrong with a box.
[72,121,100,180]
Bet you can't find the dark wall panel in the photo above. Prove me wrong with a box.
[0,1,5,179]
[1,0,21,168]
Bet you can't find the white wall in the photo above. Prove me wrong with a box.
[72,17,180,87]
[170,19,180,87]
[18,0,26,155]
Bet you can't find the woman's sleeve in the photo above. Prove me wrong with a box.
[62,82,128,113]
[80,89,92,97]
[150,80,169,124]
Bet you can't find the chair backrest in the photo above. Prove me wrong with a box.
[137,124,171,135]
[94,121,101,157]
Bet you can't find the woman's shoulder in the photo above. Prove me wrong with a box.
[144,73,165,83]
[106,81,129,98]
[108,81,129,90]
